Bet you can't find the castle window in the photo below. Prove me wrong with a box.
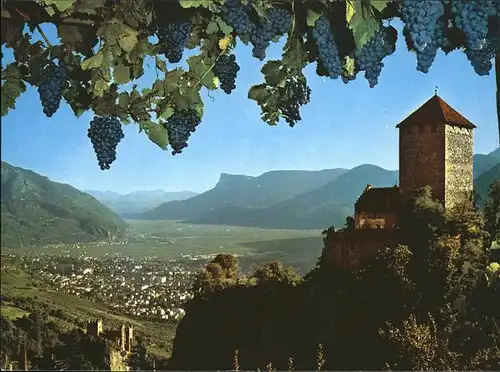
[406,126,412,135]
[418,125,424,134]
[431,123,437,133]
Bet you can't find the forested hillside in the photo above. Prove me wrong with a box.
[1,162,128,247]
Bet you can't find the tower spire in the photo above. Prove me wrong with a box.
[434,86,438,96]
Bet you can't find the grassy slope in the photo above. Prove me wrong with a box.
[0,266,175,359]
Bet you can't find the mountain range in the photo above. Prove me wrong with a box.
[84,189,198,216]
[1,162,127,247]
[1,147,498,247]
[131,148,500,230]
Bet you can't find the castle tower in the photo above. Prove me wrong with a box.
[19,340,28,371]
[396,94,476,209]
[125,325,133,353]
[86,319,103,337]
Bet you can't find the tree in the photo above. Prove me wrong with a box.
[1,0,498,170]
[484,180,500,244]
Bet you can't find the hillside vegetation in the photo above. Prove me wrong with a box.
[1,162,128,247]
[169,185,500,370]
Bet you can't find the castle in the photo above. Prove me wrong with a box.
[86,319,134,353]
[325,93,476,268]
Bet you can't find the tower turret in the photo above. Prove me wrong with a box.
[396,94,475,209]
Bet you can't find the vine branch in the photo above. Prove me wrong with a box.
[36,24,52,48]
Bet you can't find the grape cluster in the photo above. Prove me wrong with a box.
[452,0,496,51]
[312,16,342,79]
[87,116,124,170]
[38,61,68,117]
[400,0,444,52]
[250,8,292,60]
[415,22,451,73]
[163,108,201,155]
[214,54,240,94]
[221,0,256,37]
[279,78,311,127]
[465,36,498,75]
[354,29,395,88]
[157,21,192,63]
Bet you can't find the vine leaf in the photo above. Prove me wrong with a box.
[206,21,219,35]
[262,60,287,87]
[143,122,169,150]
[172,87,202,110]
[73,0,106,15]
[306,8,322,27]
[216,17,233,35]
[113,65,132,84]
[43,0,75,16]
[347,0,379,51]
[187,55,217,90]
[218,35,232,51]
[1,65,27,116]
[370,0,391,12]
[248,84,271,104]
[81,52,104,70]
[179,0,212,8]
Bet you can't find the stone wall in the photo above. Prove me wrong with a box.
[355,211,398,229]
[444,126,474,209]
[324,230,398,269]
[399,122,445,201]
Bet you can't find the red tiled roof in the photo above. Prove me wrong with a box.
[355,185,400,213]
[396,95,476,129]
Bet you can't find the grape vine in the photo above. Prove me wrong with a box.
[157,21,193,63]
[162,108,202,156]
[0,0,498,169]
[38,61,68,118]
[354,28,395,88]
[451,0,496,51]
[213,54,240,94]
[250,7,292,61]
[87,116,124,170]
[279,77,312,127]
[312,16,342,80]
[400,1,445,52]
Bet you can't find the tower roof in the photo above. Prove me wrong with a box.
[396,95,476,129]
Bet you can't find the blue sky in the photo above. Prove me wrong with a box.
[1,20,498,194]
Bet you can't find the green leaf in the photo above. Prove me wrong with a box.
[91,79,109,97]
[206,21,219,35]
[347,0,380,50]
[81,52,104,70]
[73,0,105,15]
[147,123,169,150]
[118,92,130,109]
[159,106,175,120]
[172,87,201,110]
[1,69,27,116]
[113,65,132,84]
[118,34,138,53]
[179,0,212,8]
[306,8,322,27]
[164,70,184,94]
[248,84,271,103]
[43,0,74,16]
[261,60,287,86]
[216,17,233,35]
[187,55,216,89]
[370,0,390,12]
